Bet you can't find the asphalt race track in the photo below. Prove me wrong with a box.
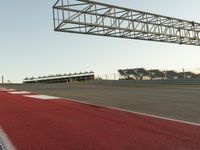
[0,87,200,150]
[2,83,200,123]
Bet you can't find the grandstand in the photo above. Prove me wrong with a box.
[118,68,151,80]
[165,71,181,79]
[178,72,197,79]
[149,70,165,79]
[119,68,200,80]
[23,71,95,83]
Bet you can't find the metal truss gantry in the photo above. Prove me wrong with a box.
[53,0,200,46]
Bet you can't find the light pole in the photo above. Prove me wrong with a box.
[2,76,4,84]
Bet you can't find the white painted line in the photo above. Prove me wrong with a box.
[8,91,31,94]
[109,107,200,127]
[20,90,200,127]
[63,98,200,127]
[24,95,60,100]
[0,127,16,150]
[0,89,16,92]
[6,89,16,91]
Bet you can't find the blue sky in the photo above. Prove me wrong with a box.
[0,0,200,83]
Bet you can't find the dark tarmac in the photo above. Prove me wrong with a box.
[2,83,200,123]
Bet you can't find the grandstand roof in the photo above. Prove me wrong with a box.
[119,68,200,80]
[133,68,150,76]
[24,71,95,81]
[178,72,197,78]
[118,70,126,76]
[119,69,138,76]
[166,71,181,79]
[118,68,150,77]
[149,70,165,78]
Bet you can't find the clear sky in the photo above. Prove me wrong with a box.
[0,0,200,83]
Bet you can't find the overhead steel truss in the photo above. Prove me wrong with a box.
[53,0,200,46]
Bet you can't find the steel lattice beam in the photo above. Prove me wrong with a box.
[53,0,200,46]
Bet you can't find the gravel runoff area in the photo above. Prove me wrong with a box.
[1,83,200,124]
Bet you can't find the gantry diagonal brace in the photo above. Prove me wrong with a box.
[53,0,200,46]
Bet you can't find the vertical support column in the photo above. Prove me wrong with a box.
[114,73,116,80]
[61,0,65,21]
[2,76,4,84]
[182,68,186,79]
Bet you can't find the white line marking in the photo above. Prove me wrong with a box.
[14,90,200,127]
[64,98,200,127]
[24,95,60,100]
[0,127,16,150]
[8,91,31,94]
[0,89,16,92]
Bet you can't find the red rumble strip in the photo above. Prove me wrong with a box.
[0,90,200,150]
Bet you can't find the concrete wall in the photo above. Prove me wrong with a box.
[1,78,200,87]
[91,79,200,86]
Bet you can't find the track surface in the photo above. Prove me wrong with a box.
[0,89,200,150]
[3,83,200,123]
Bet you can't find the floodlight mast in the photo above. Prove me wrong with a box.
[53,0,200,46]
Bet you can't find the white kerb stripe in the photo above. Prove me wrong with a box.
[0,89,16,92]
[8,91,31,94]
[24,95,60,100]
[0,127,16,150]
